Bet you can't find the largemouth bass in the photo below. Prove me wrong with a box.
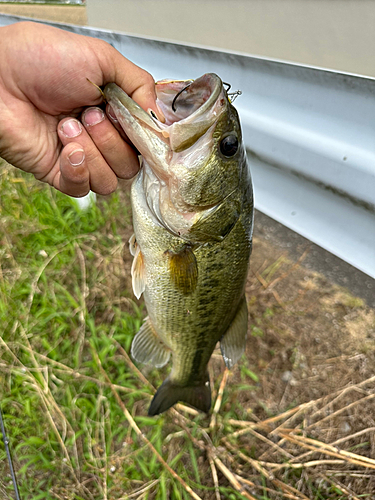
[104,74,253,416]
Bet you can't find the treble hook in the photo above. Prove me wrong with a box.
[172,80,241,112]
[223,82,231,92]
[227,89,242,103]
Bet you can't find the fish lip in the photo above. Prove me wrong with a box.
[159,73,223,126]
[104,83,162,132]
[104,73,224,132]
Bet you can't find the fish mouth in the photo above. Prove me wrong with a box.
[155,73,225,153]
[156,73,223,123]
[104,74,230,239]
[104,73,226,156]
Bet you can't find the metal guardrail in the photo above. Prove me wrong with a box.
[1,14,374,278]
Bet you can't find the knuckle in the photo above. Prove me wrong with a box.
[71,187,90,198]
[143,71,155,87]
[95,129,119,153]
[97,177,118,196]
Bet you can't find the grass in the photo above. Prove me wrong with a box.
[0,2,85,5]
[1,159,375,499]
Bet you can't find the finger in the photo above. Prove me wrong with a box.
[114,63,159,117]
[82,106,140,179]
[58,116,118,195]
[97,41,165,122]
[56,142,90,197]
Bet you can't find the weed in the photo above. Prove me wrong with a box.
[1,160,375,499]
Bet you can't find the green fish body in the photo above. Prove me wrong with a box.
[104,74,253,415]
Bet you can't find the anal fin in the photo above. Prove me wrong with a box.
[131,317,171,368]
[220,295,248,369]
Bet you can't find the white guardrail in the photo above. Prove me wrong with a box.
[1,14,375,278]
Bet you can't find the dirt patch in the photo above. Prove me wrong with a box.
[119,175,375,496]
[0,4,87,25]
[242,232,375,412]
[88,181,375,496]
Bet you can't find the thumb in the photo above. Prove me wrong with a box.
[56,143,90,197]
[95,40,164,121]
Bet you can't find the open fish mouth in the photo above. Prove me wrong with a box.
[155,74,231,156]
[155,74,223,129]
[104,73,226,156]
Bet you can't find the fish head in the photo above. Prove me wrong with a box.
[104,73,247,239]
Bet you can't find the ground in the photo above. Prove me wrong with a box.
[0,4,374,500]
[0,3,86,25]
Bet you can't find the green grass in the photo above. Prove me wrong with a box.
[1,161,374,500]
[0,163,239,500]
[0,163,166,499]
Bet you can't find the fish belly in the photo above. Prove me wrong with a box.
[130,170,253,414]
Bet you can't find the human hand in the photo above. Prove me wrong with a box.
[0,22,162,197]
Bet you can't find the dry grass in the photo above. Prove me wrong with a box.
[0,3,86,26]
[2,158,374,499]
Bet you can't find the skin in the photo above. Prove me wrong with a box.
[0,21,163,197]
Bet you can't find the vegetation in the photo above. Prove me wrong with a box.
[0,2,85,6]
[1,159,375,499]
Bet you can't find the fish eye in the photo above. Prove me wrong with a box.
[220,135,238,157]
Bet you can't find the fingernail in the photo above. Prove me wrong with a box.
[68,149,85,166]
[106,104,118,122]
[83,107,105,126]
[148,106,165,123]
[156,103,165,123]
[61,119,82,138]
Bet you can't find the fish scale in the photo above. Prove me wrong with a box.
[104,73,254,415]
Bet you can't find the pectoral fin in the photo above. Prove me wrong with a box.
[131,317,171,368]
[220,296,248,369]
[166,245,198,295]
[131,245,146,299]
[129,233,137,256]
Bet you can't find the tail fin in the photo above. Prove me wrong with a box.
[148,376,211,416]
